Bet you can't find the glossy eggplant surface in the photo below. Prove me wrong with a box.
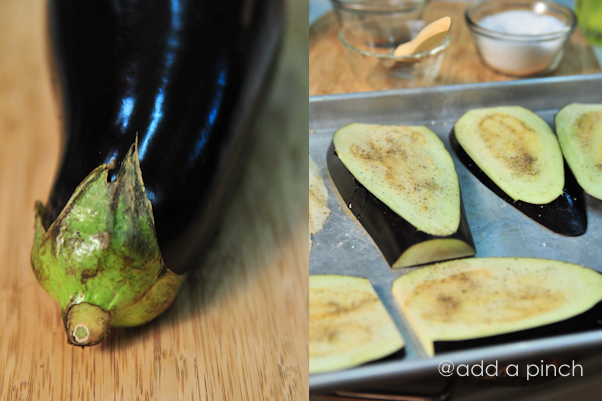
[450,130,587,237]
[45,0,282,274]
[32,0,282,345]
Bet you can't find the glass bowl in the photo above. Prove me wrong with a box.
[465,0,576,76]
[330,0,428,28]
[338,19,449,90]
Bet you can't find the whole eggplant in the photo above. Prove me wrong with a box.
[31,0,283,346]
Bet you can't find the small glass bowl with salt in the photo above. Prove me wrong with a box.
[465,0,576,77]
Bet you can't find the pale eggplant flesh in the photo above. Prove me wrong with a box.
[309,275,405,374]
[450,130,587,236]
[555,103,602,200]
[392,257,602,356]
[434,300,602,354]
[454,107,565,204]
[451,106,586,236]
[327,124,475,269]
[309,155,330,251]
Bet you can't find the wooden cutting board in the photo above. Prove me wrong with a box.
[0,0,308,400]
[310,1,601,96]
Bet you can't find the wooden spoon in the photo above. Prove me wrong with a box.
[392,16,451,57]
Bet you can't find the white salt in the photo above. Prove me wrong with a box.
[479,10,565,35]
[473,10,568,76]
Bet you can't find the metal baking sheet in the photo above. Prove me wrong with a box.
[309,73,602,393]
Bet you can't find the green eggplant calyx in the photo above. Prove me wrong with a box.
[31,142,186,345]
[110,266,187,327]
[66,302,111,346]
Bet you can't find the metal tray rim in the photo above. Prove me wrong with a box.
[310,329,602,391]
[309,73,602,104]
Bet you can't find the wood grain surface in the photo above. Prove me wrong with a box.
[309,1,602,95]
[0,0,309,400]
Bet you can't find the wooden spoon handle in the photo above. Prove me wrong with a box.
[392,16,451,56]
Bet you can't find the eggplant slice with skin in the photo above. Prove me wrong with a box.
[392,257,602,356]
[327,123,475,269]
[556,103,602,200]
[452,106,586,236]
[309,275,405,374]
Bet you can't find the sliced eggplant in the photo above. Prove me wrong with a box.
[556,103,602,200]
[392,257,602,356]
[327,123,475,268]
[309,155,330,251]
[452,106,586,236]
[309,275,404,374]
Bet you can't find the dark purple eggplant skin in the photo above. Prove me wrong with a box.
[326,141,476,267]
[44,0,282,274]
[449,130,587,237]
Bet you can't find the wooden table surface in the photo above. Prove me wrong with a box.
[309,1,602,95]
[0,0,308,400]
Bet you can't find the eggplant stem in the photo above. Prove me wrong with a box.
[66,303,110,346]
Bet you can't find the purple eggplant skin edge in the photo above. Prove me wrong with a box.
[326,140,476,268]
[449,130,587,237]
